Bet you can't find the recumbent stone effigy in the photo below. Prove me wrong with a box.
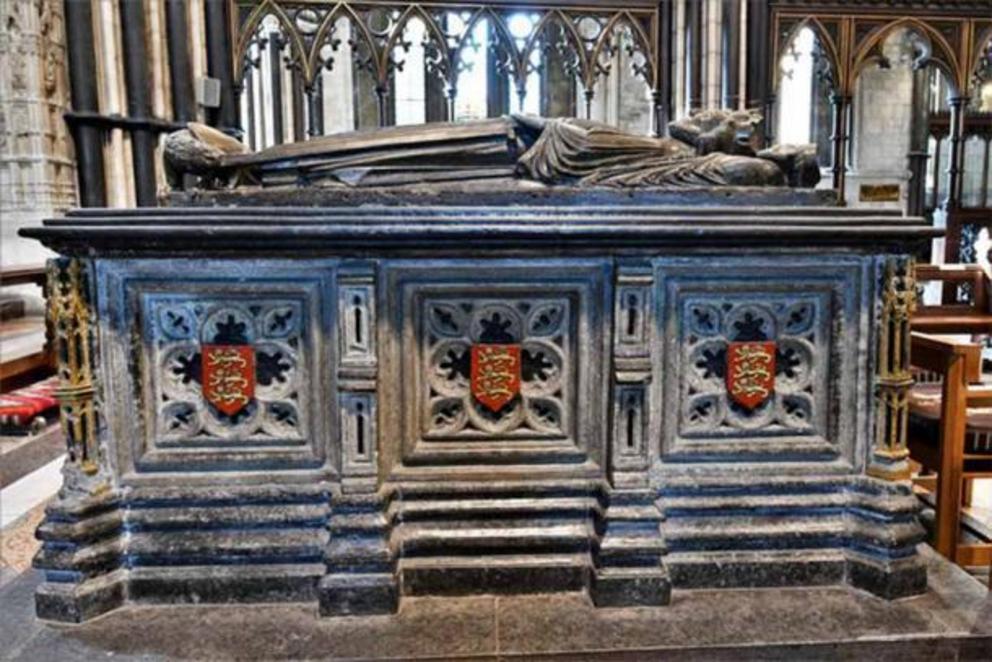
[21,112,936,622]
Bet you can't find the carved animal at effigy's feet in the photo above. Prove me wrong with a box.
[163,110,818,191]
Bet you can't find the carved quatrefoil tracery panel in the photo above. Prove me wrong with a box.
[423,298,571,439]
[149,298,308,444]
[681,297,825,437]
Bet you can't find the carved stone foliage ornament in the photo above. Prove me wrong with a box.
[423,298,570,439]
[682,299,821,436]
[149,298,307,443]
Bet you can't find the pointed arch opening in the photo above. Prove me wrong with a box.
[773,21,837,169]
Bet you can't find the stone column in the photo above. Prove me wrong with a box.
[905,67,930,217]
[165,0,195,123]
[745,0,769,143]
[830,93,850,204]
[118,0,157,206]
[62,0,104,207]
[319,262,399,617]
[945,95,968,211]
[943,96,968,267]
[1,0,77,265]
[868,256,916,482]
[654,0,675,136]
[687,0,703,111]
[204,0,238,133]
[590,260,670,608]
[721,0,740,109]
[906,151,929,218]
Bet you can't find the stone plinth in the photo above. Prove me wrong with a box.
[20,194,940,622]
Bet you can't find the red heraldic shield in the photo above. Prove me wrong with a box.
[470,344,522,413]
[202,344,256,416]
[725,341,776,410]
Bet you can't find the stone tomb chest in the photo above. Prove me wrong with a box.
[23,194,936,622]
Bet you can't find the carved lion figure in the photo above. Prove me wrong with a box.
[669,108,764,156]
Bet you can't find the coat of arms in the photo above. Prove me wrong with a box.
[725,341,776,409]
[470,344,521,412]
[201,344,256,416]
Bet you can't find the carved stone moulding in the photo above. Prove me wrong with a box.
[97,259,340,481]
[655,256,870,469]
[379,259,611,475]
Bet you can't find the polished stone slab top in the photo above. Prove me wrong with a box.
[22,204,937,257]
[2,546,988,660]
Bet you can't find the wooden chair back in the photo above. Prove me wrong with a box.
[913,264,992,333]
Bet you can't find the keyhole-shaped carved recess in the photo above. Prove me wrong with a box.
[626,395,638,450]
[626,292,639,338]
[626,403,636,449]
[355,400,365,456]
[352,295,364,346]
[619,389,643,454]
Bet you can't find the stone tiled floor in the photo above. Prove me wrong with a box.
[0,502,45,583]
[1,547,989,661]
[0,426,64,488]
[0,454,62,528]
[0,451,61,585]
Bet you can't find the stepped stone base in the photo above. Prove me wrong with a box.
[400,554,589,596]
[658,474,927,601]
[32,484,331,623]
[34,570,126,624]
[32,473,928,621]
[5,547,988,660]
[590,567,672,607]
[319,573,398,616]
[847,552,929,600]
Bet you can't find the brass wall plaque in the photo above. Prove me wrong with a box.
[859,184,901,202]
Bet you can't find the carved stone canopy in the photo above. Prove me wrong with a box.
[163,111,820,194]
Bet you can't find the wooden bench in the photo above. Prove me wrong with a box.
[0,264,53,389]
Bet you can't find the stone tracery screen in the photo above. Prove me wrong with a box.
[149,297,309,444]
[232,1,661,149]
[654,256,872,468]
[422,297,571,440]
[98,260,339,479]
[680,296,827,438]
[379,260,610,474]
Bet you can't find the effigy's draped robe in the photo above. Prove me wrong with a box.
[516,118,785,187]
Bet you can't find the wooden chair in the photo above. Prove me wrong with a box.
[912,263,992,334]
[908,333,992,587]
